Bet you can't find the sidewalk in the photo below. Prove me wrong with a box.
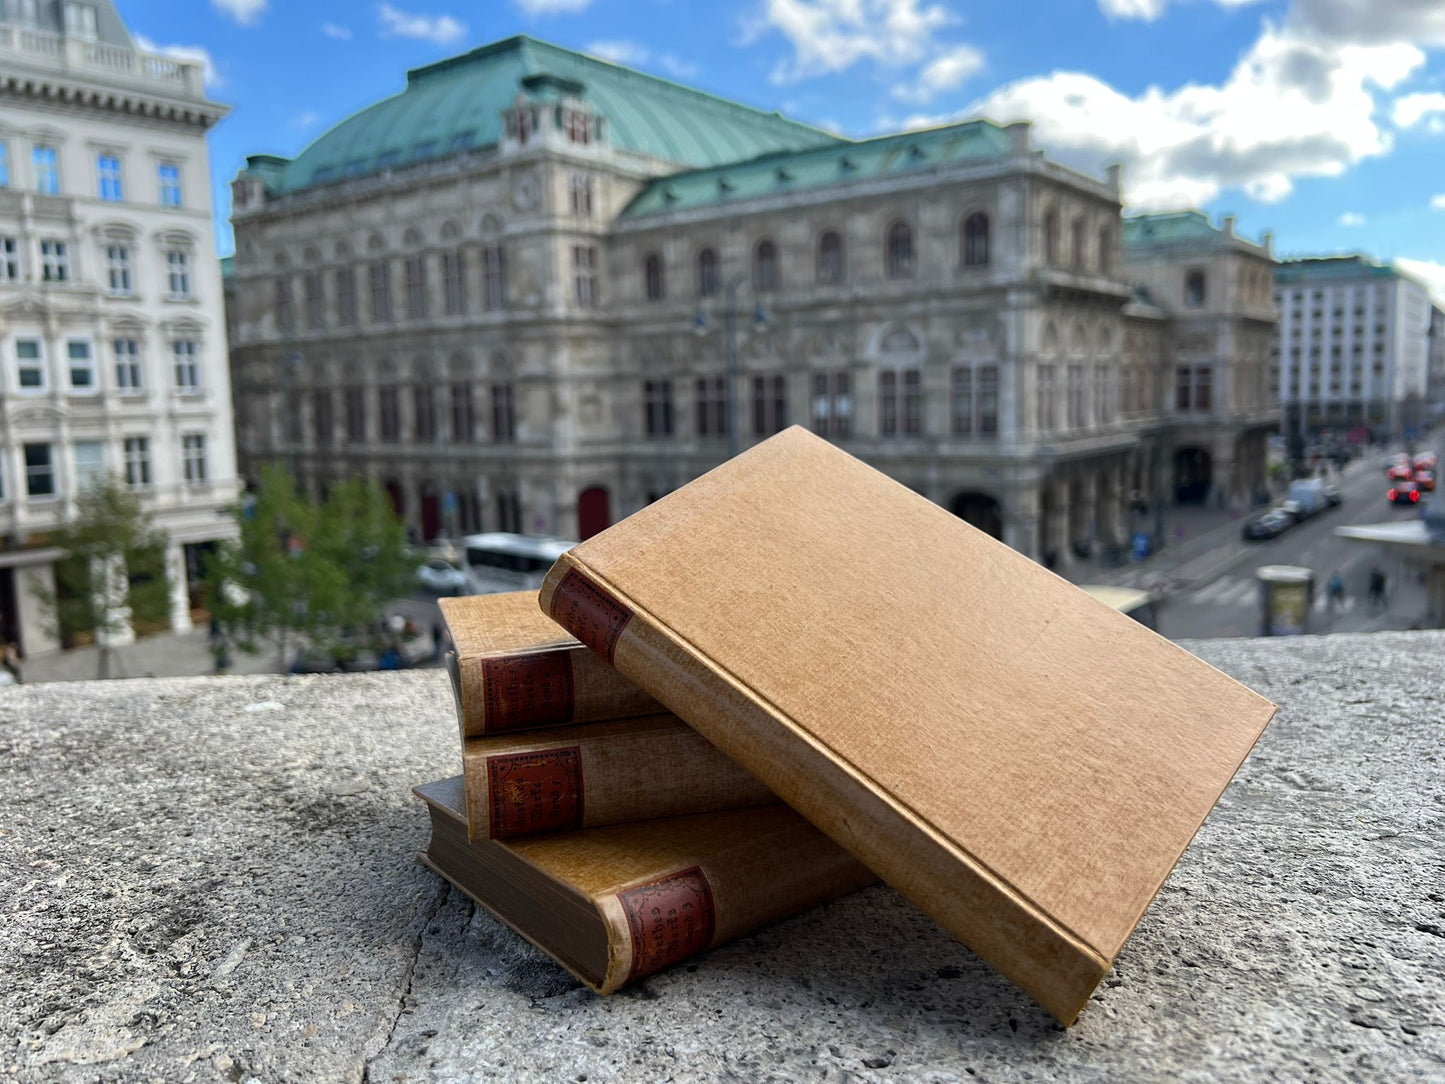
[16,626,281,685]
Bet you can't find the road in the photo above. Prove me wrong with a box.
[1157,452,1433,639]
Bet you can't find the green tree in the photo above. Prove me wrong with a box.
[208,465,413,669]
[35,476,172,679]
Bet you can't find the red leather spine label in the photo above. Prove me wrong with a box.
[480,652,575,732]
[618,866,716,982]
[486,747,584,839]
[549,569,633,664]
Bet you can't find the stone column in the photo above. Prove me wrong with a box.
[1049,476,1073,570]
[1071,476,1096,557]
[1003,484,1042,562]
[167,541,193,634]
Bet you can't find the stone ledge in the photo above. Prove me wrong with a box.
[1,633,1442,1082]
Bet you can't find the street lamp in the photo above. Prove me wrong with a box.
[694,274,768,460]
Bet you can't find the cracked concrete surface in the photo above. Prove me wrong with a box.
[0,633,1441,1082]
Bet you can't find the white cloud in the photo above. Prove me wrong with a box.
[514,0,592,12]
[1392,91,1445,128]
[211,0,266,26]
[892,44,985,104]
[1338,211,1365,225]
[322,22,353,40]
[970,21,1424,210]
[586,40,650,65]
[753,0,958,83]
[1431,193,1445,209]
[659,54,700,79]
[1098,0,1168,19]
[133,34,222,88]
[377,3,466,45]
[1394,257,1445,305]
[291,110,322,130]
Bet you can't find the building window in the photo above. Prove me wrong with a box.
[97,153,122,201]
[67,340,94,389]
[450,383,474,442]
[345,386,366,442]
[1043,209,1059,265]
[114,338,141,392]
[0,236,17,281]
[33,146,59,195]
[643,253,665,302]
[106,243,132,294]
[404,256,428,320]
[379,385,401,442]
[15,339,44,390]
[313,388,334,444]
[695,376,726,437]
[1175,366,1192,412]
[412,385,436,442]
[491,383,516,444]
[442,250,467,315]
[962,213,989,267]
[274,277,294,330]
[182,434,207,484]
[751,374,787,436]
[158,162,182,207]
[172,340,199,390]
[644,379,674,438]
[817,230,843,285]
[753,240,778,292]
[1098,225,1113,273]
[697,248,719,297]
[1067,364,1085,428]
[24,443,55,497]
[304,271,325,329]
[570,174,593,217]
[879,369,922,437]
[123,436,150,488]
[333,268,357,326]
[886,221,914,279]
[483,245,508,310]
[951,367,973,435]
[496,492,522,534]
[167,250,191,298]
[978,365,998,435]
[73,440,104,491]
[571,245,596,307]
[1185,269,1207,309]
[369,261,393,322]
[41,239,68,282]
[1071,217,1086,269]
[64,3,98,39]
[1195,366,1213,411]
[811,371,852,438]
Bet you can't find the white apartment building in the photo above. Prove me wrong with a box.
[0,0,236,655]
[1273,256,1432,442]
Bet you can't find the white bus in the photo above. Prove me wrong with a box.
[460,533,576,595]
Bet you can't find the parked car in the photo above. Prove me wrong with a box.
[1243,509,1293,541]
[1286,478,1329,518]
[1387,457,1414,482]
[1414,468,1436,492]
[1276,498,1307,523]
[1388,482,1423,506]
[1323,483,1344,506]
[416,558,469,595]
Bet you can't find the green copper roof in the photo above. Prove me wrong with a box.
[1273,255,1400,284]
[256,36,841,196]
[1121,211,1224,248]
[619,120,1015,219]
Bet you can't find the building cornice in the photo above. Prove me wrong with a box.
[0,67,228,129]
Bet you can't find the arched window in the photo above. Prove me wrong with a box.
[1043,209,1059,265]
[817,230,844,285]
[1186,268,1207,308]
[886,221,913,278]
[697,248,719,297]
[644,253,665,301]
[962,213,989,267]
[753,239,778,292]
[1098,225,1113,273]
[1071,217,1086,269]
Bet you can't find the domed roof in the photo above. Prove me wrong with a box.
[267,35,843,195]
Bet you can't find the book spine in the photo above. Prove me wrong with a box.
[592,827,876,994]
[541,557,1109,1024]
[455,645,665,737]
[462,722,776,842]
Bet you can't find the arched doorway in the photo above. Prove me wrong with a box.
[1173,448,1212,504]
[383,479,404,515]
[577,486,611,540]
[950,491,1002,540]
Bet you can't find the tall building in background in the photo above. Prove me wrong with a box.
[0,1,237,654]
[228,35,1276,564]
[1272,256,1432,443]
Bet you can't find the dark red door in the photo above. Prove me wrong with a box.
[577,486,610,540]
[421,492,441,540]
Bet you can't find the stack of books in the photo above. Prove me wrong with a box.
[416,427,1278,1023]
[416,590,875,994]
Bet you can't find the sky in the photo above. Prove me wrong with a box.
[117,0,1445,299]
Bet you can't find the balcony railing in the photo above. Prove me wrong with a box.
[0,25,204,99]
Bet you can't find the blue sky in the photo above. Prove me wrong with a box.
[120,0,1445,296]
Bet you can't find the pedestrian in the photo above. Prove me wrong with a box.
[1368,567,1386,608]
[1327,572,1345,612]
[431,622,445,661]
[1,641,22,685]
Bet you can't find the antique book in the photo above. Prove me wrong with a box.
[462,714,776,841]
[539,426,1278,1025]
[439,592,661,737]
[414,776,875,994]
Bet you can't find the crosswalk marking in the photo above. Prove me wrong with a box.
[1182,574,1358,613]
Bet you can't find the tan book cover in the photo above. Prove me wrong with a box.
[415,776,875,994]
[462,715,776,841]
[539,426,1278,1024]
[439,592,661,736]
